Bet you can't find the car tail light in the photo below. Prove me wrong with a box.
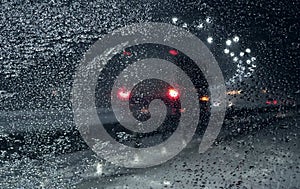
[266,100,272,105]
[117,88,130,100]
[123,51,131,56]
[266,100,278,105]
[167,88,179,99]
[169,49,178,56]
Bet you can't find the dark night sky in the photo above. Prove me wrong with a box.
[150,0,299,92]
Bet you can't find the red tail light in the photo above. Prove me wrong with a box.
[123,51,131,56]
[167,88,179,99]
[169,49,178,56]
[266,100,278,105]
[117,88,130,100]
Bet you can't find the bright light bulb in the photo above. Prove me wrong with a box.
[197,23,204,29]
[207,37,213,44]
[168,89,179,99]
[233,36,239,42]
[206,17,212,23]
[172,17,178,24]
[226,40,232,46]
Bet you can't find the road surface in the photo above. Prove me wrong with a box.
[0,113,299,189]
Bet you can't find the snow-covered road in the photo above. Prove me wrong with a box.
[1,115,299,189]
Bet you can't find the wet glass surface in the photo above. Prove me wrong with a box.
[0,0,299,188]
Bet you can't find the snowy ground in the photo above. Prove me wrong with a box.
[0,114,299,189]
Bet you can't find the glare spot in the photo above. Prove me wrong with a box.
[233,36,239,42]
[133,154,140,162]
[207,37,213,44]
[244,72,251,77]
[206,17,212,23]
[117,89,130,100]
[168,88,179,98]
[213,102,221,107]
[197,23,204,29]
[239,52,245,57]
[96,163,103,175]
[161,147,167,154]
[163,180,171,186]
[200,96,209,102]
[226,39,232,46]
[172,17,178,24]
[230,52,235,57]
[224,48,230,54]
[233,57,238,62]
[245,48,251,53]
